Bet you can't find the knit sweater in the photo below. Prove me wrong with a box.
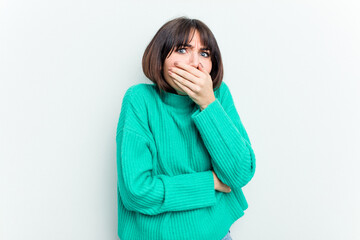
[116,81,256,240]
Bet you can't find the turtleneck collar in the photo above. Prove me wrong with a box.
[158,88,197,113]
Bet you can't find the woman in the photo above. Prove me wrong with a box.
[116,16,256,240]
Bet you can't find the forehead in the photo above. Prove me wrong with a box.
[188,32,204,45]
[180,30,208,48]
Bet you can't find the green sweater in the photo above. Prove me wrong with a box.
[116,81,256,240]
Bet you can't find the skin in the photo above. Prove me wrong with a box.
[212,170,232,193]
[162,29,231,193]
[162,29,216,111]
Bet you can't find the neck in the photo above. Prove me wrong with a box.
[158,87,196,113]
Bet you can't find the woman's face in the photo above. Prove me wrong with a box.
[163,30,212,95]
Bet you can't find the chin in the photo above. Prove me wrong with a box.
[174,87,187,95]
[170,81,186,95]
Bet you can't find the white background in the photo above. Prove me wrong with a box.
[1,0,359,239]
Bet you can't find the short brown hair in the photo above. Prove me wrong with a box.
[142,16,224,94]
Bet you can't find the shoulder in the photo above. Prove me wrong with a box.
[214,81,231,101]
[122,83,155,108]
[118,83,154,138]
[124,83,154,100]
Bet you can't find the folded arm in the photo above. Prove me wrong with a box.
[191,82,256,190]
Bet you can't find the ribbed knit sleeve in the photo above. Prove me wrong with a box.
[191,82,256,190]
[116,87,216,216]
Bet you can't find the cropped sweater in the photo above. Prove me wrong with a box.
[115,81,256,240]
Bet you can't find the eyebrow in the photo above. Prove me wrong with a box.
[179,43,210,51]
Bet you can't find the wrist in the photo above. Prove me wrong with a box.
[200,98,216,111]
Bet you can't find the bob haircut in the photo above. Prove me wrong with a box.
[142,16,224,94]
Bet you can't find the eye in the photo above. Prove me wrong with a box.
[176,47,187,54]
[201,52,210,58]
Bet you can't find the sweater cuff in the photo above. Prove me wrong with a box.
[159,170,216,212]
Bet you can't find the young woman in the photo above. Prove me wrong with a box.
[116,16,256,240]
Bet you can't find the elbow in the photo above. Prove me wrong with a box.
[231,149,256,189]
[232,168,255,189]
[119,185,140,213]
[121,194,137,212]
[213,148,256,190]
[119,181,163,216]
[121,190,158,215]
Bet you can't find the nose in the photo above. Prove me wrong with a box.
[188,51,200,69]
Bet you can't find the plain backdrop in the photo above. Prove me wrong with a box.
[1,0,359,239]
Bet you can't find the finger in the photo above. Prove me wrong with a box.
[172,78,191,95]
[220,183,231,193]
[170,67,198,84]
[174,62,203,78]
[222,187,231,193]
[169,71,197,93]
